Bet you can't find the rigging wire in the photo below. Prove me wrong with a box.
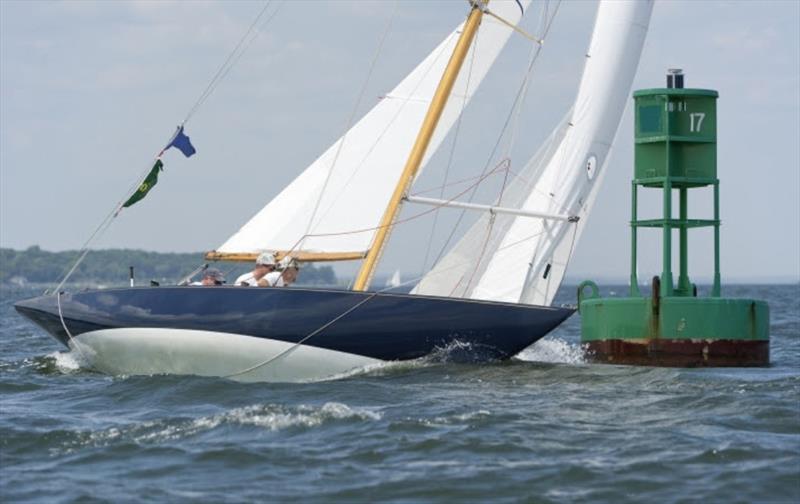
[298,25,458,239]
[183,0,284,126]
[213,1,566,299]
[425,0,564,287]
[50,1,284,293]
[458,1,564,296]
[410,168,507,197]
[419,20,481,280]
[301,0,399,244]
[51,147,175,295]
[283,158,510,255]
[223,223,549,380]
[288,2,560,287]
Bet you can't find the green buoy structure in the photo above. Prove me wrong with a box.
[578,70,769,367]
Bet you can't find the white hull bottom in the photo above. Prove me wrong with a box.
[70,328,383,383]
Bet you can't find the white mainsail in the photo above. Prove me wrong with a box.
[216,1,530,257]
[414,0,654,305]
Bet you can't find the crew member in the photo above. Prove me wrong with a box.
[235,252,277,286]
[189,268,225,286]
[260,256,300,287]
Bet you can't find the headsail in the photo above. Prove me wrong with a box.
[414,0,654,305]
[214,1,531,260]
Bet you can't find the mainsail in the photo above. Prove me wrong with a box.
[215,1,531,259]
[414,0,654,306]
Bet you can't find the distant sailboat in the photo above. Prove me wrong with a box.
[15,0,653,382]
[386,270,402,289]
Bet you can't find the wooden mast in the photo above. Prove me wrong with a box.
[352,1,488,291]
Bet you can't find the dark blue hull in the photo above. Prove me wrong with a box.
[15,287,574,361]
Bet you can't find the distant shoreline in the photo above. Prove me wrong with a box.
[0,247,337,287]
[2,247,797,287]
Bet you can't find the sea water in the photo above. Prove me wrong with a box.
[1,285,798,502]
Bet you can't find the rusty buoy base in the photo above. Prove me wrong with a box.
[578,287,770,368]
[585,339,769,367]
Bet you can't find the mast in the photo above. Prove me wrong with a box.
[352,1,489,291]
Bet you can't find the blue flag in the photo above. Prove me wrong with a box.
[164,125,196,157]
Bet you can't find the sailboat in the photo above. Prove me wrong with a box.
[15,0,653,382]
[386,271,402,290]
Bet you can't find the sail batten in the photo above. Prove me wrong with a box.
[216,1,531,258]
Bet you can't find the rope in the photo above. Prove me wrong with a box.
[223,290,379,379]
[410,168,507,197]
[50,1,285,293]
[420,19,481,278]
[222,219,553,380]
[282,159,510,257]
[416,0,566,300]
[426,0,563,275]
[484,9,544,44]
[183,0,284,125]
[49,219,113,295]
[298,26,457,237]
[56,291,90,364]
[50,149,174,294]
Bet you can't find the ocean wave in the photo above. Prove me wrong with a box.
[317,342,496,382]
[53,402,382,454]
[430,409,492,425]
[203,402,383,431]
[516,337,588,365]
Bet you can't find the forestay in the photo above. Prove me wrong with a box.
[414,0,654,306]
[216,1,531,257]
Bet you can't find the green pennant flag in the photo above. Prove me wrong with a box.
[123,160,164,208]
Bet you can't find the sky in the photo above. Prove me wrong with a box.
[1,0,798,283]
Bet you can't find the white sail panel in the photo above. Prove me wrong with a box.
[411,114,572,298]
[217,1,530,256]
[415,0,653,305]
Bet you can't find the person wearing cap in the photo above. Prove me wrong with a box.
[235,252,277,286]
[259,256,301,287]
[189,268,225,286]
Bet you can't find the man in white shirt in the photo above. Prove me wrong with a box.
[260,256,300,287]
[235,252,277,286]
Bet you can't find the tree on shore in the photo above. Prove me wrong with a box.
[0,247,336,286]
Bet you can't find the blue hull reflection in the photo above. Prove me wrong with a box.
[15,287,574,361]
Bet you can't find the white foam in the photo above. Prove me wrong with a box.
[54,402,382,453]
[516,337,588,365]
[433,410,491,424]
[43,350,87,374]
[217,402,383,430]
[418,409,492,428]
[321,358,432,381]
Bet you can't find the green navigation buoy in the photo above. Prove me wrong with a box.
[578,70,769,367]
